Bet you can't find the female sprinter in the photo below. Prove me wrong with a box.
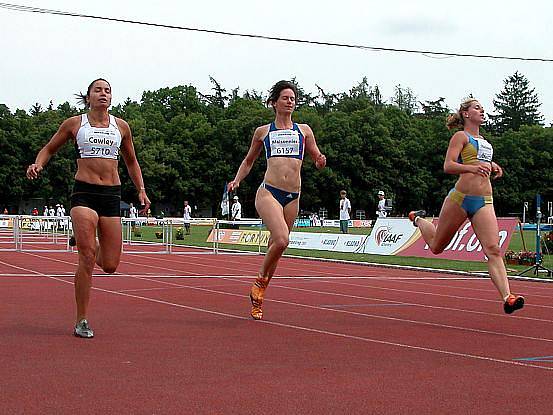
[228,80,326,320]
[409,98,524,314]
[26,78,151,337]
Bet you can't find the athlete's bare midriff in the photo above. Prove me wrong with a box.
[75,158,121,186]
[455,161,493,196]
[263,157,302,193]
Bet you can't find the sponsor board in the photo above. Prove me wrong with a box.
[293,218,311,227]
[362,218,419,255]
[322,220,372,228]
[289,232,367,252]
[398,217,518,261]
[207,229,270,246]
[206,229,367,253]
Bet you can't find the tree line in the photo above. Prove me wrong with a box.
[1,72,551,219]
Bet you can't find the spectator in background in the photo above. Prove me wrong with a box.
[339,190,351,233]
[31,207,39,216]
[183,200,192,235]
[129,203,138,229]
[231,196,242,221]
[43,206,49,216]
[376,190,387,218]
[48,206,55,217]
[129,203,138,219]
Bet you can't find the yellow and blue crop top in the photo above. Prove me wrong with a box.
[263,122,304,160]
[457,132,493,165]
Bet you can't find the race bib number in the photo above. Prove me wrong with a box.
[268,129,300,156]
[476,137,493,162]
[82,129,119,159]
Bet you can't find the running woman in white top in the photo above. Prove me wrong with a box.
[26,79,151,337]
[228,80,326,320]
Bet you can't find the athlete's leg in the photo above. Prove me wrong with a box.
[470,205,510,298]
[264,198,299,280]
[96,217,122,274]
[70,206,99,324]
[255,187,292,279]
[248,187,293,319]
[471,205,524,313]
[417,197,468,254]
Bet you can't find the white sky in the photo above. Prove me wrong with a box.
[1,0,552,123]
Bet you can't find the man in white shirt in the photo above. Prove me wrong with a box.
[56,204,67,229]
[231,196,242,225]
[129,203,138,219]
[183,200,192,235]
[339,190,351,234]
[377,190,387,218]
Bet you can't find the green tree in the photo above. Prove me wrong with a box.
[419,97,449,118]
[490,71,544,133]
[391,84,418,115]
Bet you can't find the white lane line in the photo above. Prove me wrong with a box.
[2,256,552,371]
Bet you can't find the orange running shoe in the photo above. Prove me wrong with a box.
[250,276,269,320]
[408,210,426,227]
[503,294,525,314]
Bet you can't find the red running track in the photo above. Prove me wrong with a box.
[1,248,552,414]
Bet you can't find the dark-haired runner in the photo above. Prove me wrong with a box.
[228,80,326,320]
[27,78,150,337]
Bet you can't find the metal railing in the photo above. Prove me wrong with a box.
[1,215,264,255]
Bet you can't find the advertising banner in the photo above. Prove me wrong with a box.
[207,229,367,253]
[207,229,270,246]
[362,218,420,255]
[397,217,518,261]
[321,220,372,228]
[288,232,367,252]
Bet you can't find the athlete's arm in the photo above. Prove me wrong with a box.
[228,126,265,192]
[26,117,77,179]
[443,131,490,177]
[301,124,326,169]
[118,118,151,212]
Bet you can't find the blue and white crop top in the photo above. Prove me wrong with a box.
[75,114,122,159]
[263,122,305,160]
[458,132,493,164]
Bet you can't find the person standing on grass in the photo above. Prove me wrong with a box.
[183,200,192,235]
[376,190,387,218]
[228,80,326,320]
[408,98,524,314]
[339,190,351,233]
[26,78,151,337]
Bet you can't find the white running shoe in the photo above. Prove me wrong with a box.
[74,319,94,338]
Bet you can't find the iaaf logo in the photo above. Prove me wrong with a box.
[375,226,404,246]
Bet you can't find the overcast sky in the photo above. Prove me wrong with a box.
[1,0,552,124]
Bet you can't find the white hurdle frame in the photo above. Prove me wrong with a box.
[2,215,265,255]
[1,215,72,252]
